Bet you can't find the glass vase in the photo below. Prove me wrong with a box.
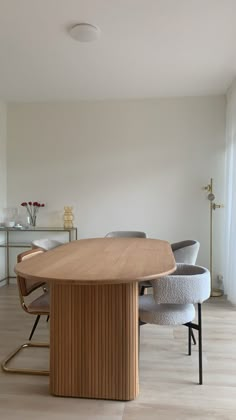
[27,215,37,227]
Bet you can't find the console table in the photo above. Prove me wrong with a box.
[0,227,77,284]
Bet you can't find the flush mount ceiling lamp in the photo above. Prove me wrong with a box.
[69,23,101,42]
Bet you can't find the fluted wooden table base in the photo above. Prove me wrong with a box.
[50,282,139,400]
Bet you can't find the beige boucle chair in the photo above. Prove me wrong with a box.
[139,263,210,384]
[140,240,200,295]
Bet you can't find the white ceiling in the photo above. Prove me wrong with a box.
[0,0,236,101]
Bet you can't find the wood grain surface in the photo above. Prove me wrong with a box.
[50,282,138,400]
[14,238,176,284]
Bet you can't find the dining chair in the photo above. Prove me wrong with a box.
[31,238,63,250]
[169,240,200,344]
[139,263,210,384]
[140,239,200,296]
[169,240,200,345]
[31,238,63,309]
[171,240,200,264]
[1,248,49,375]
[167,240,200,351]
[105,230,147,238]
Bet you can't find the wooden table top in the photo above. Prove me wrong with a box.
[15,238,176,285]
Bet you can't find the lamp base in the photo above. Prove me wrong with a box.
[211,288,223,297]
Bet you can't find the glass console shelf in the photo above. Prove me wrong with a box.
[0,227,77,285]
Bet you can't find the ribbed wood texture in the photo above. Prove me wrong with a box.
[50,282,139,400]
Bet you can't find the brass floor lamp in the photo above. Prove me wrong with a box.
[203,178,224,297]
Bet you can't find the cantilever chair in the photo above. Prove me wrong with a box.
[139,263,210,384]
[1,248,49,375]
[32,238,63,251]
[31,238,63,305]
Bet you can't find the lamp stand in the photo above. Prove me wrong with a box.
[203,178,224,297]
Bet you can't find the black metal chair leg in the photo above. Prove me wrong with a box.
[140,286,145,296]
[198,303,203,384]
[29,315,40,341]
[188,327,192,355]
[191,329,197,345]
[46,315,49,322]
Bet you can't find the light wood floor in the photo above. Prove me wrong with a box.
[0,285,236,420]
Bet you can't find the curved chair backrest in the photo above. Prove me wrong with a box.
[151,263,210,305]
[32,238,63,251]
[171,240,200,264]
[17,248,45,297]
[105,231,147,238]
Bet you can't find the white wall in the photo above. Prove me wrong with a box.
[0,102,7,283]
[6,97,226,286]
[0,102,7,214]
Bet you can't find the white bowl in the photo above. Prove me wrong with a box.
[5,221,15,227]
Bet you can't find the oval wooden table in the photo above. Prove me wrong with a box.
[15,238,176,401]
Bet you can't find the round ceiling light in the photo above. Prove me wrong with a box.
[69,23,101,42]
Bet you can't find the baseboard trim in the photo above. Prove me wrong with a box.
[0,280,7,287]
[9,278,17,285]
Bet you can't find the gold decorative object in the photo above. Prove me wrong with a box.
[203,178,224,297]
[63,206,74,229]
